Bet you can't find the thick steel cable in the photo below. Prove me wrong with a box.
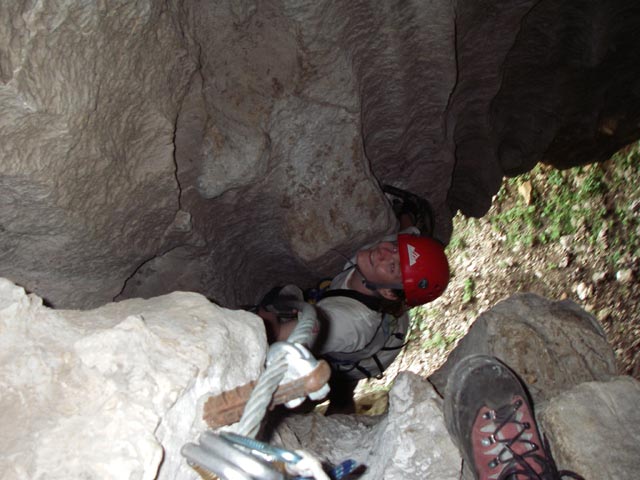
[233,301,317,438]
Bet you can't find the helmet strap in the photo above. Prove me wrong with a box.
[333,249,404,294]
[355,266,403,292]
[362,279,404,291]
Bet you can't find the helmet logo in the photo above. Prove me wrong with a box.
[407,243,420,266]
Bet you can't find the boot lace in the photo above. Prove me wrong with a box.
[483,399,585,480]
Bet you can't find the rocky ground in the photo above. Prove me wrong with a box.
[357,145,640,408]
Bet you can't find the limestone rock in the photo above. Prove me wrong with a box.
[429,293,617,403]
[0,277,266,480]
[3,277,639,479]
[275,372,460,480]
[275,371,640,480]
[539,377,640,480]
[0,1,195,309]
[2,0,640,315]
[366,373,461,480]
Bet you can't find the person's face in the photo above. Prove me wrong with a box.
[355,241,403,287]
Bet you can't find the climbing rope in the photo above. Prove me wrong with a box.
[233,300,318,438]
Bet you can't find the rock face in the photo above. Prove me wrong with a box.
[429,293,618,403]
[276,372,462,480]
[539,377,640,479]
[2,281,639,479]
[276,294,639,480]
[276,375,640,480]
[0,1,194,308]
[0,277,266,480]
[2,1,640,312]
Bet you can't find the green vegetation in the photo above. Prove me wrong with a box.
[462,277,475,303]
[359,141,640,398]
[408,307,464,351]
[407,306,440,342]
[405,140,640,378]
[484,141,640,268]
[420,330,463,351]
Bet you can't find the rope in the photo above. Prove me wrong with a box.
[233,300,317,438]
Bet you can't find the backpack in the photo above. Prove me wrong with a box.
[314,289,409,380]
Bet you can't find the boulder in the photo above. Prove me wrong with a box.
[429,293,617,403]
[0,277,266,480]
[539,376,640,480]
[275,372,461,480]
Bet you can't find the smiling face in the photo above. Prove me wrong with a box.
[355,241,403,288]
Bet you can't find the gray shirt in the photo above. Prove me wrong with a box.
[314,227,418,379]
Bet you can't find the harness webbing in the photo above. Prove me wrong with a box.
[320,288,383,311]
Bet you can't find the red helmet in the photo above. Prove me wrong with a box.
[397,234,450,306]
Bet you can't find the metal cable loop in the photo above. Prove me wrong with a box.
[233,301,317,438]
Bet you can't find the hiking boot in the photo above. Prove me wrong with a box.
[444,355,584,480]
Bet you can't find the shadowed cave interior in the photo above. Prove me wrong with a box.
[2,0,639,311]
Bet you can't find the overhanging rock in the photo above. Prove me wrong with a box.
[2,1,640,308]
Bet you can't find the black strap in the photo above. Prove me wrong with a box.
[321,288,383,311]
[330,354,386,380]
[380,332,408,351]
[371,354,385,379]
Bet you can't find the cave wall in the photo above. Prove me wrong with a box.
[1,2,194,307]
[1,0,639,309]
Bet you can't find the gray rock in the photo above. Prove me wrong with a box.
[2,1,640,312]
[616,269,635,284]
[276,351,640,479]
[276,372,460,480]
[429,293,617,403]
[539,377,640,480]
[0,1,195,308]
[3,277,638,479]
[0,277,267,480]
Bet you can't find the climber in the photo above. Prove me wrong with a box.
[259,188,450,412]
[444,354,585,480]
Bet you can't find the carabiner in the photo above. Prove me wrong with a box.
[181,431,284,480]
[220,431,302,465]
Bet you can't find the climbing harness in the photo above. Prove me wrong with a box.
[304,278,332,304]
[316,289,409,380]
[182,301,358,479]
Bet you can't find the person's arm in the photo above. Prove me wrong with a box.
[274,318,298,342]
[259,306,299,343]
